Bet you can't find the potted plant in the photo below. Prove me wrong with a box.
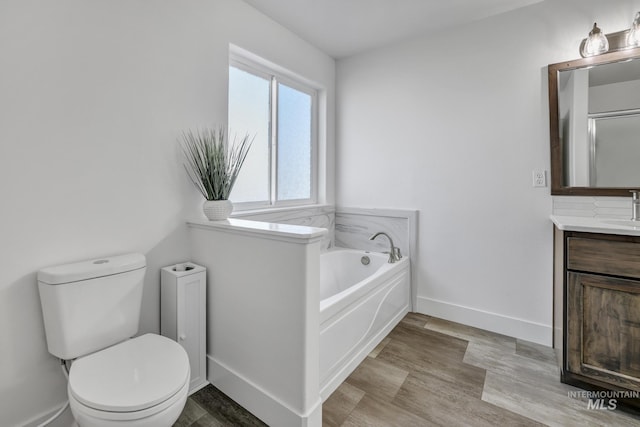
[181,127,252,221]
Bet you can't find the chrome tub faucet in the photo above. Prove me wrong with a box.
[369,232,402,263]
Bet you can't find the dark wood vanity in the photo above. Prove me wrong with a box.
[554,227,640,411]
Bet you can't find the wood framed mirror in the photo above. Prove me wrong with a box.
[549,47,640,196]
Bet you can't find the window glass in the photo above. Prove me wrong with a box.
[277,83,312,201]
[228,66,270,203]
[228,58,316,208]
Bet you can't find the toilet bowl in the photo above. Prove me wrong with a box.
[67,334,190,427]
[37,254,190,427]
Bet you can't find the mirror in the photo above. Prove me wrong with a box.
[549,48,640,195]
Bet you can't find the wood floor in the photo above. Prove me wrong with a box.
[174,313,640,426]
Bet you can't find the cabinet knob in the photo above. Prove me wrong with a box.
[179,334,187,341]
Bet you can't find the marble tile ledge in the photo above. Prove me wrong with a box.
[187,218,328,243]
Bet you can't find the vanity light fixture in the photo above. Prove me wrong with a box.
[628,12,640,47]
[580,23,609,57]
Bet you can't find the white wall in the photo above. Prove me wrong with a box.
[0,1,334,425]
[335,0,640,345]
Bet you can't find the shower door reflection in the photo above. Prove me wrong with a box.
[588,111,640,187]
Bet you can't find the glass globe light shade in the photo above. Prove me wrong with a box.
[581,23,609,57]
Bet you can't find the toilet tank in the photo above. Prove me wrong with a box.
[37,253,146,360]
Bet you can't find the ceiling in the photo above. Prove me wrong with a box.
[242,0,544,58]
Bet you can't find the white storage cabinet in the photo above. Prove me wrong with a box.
[161,262,207,394]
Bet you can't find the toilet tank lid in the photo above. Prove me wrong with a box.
[38,253,146,285]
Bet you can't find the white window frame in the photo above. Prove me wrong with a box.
[229,52,318,211]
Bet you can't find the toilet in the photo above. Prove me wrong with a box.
[37,253,190,427]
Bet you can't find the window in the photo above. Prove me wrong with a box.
[228,56,317,209]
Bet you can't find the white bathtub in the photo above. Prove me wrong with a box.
[319,248,410,400]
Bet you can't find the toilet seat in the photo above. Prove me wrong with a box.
[68,334,190,415]
[68,375,188,423]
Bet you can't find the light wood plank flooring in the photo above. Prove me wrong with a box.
[174,313,640,426]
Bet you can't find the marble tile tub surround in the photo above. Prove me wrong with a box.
[552,196,635,219]
[228,205,419,257]
[335,207,419,308]
[232,204,335,250]
[335,207,416,257]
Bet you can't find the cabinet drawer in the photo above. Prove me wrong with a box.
[567,237,640,278]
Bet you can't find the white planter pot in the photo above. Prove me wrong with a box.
[202,200,233,221]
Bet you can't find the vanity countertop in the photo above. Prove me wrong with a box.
[550,215,640,236]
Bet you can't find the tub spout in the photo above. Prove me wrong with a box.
[369,232,402,263]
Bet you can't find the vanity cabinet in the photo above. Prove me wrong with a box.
[555,229,640,410]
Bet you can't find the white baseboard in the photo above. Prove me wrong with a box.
[207,357,322,427]
[416,296,552,346]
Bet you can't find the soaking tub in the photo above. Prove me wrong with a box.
[319,248,410,400]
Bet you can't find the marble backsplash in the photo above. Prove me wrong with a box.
[552,196,633,219]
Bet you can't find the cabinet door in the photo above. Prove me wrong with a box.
[567,272,640,390]
[178,276,206,392]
